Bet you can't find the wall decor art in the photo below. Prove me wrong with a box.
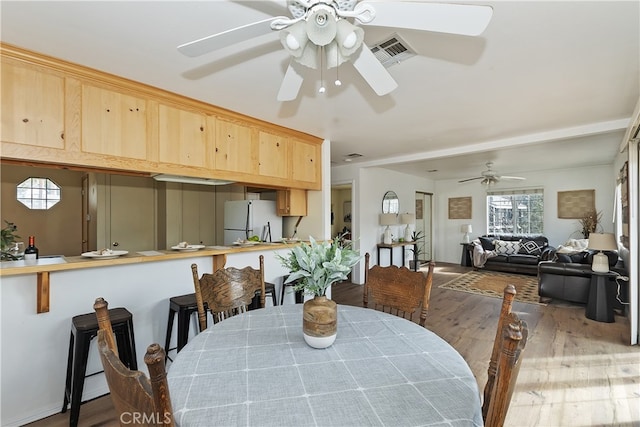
[557,189,595,219]
[448,197,472,219]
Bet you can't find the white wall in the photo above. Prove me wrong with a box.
[332,164,435,283]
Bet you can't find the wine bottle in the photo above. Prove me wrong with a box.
[24,235,39,262]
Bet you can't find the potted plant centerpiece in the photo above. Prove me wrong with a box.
[278,236,360,348]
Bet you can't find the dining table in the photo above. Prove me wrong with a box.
[166,304,483,426]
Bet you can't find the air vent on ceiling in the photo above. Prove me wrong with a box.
[370,34,416,68]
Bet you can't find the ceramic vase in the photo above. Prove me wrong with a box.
[302,295,337,349]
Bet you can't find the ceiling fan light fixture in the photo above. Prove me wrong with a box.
[280,21,309,57]
[335,19,364,56]
[306,5,337,46]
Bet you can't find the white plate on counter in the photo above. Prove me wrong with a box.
[81,250,128,260]
[171,244,205,252]
[232,241,260,246]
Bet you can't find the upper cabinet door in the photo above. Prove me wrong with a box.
[1,59,65,149]
[258,130,289,179]
[158,104,214,168]
[81,84,149,159]
[215,117,257,174]
[290,138,320,185]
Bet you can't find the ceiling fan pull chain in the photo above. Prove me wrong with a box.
[335,46,342,86]
[319,45,326,93]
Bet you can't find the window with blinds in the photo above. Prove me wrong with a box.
[487,188,544,234]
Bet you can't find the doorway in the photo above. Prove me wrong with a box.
[331,183,353,240]
[415,192,433,262]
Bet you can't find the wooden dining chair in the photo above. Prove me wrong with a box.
[482,284,517,420]
[191,255,265,331]
[93,297,174,427]
[363,252,435,327]
[484,311,529,427]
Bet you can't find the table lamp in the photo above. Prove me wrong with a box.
[379,213,397,244]
[400,213,415,242]
[587,232,617,273]
[461,224,473,244]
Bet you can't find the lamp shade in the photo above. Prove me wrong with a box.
[461,224,473,233]
[379,213,397,226]
[588,233,617,251]
[400,213,415,225]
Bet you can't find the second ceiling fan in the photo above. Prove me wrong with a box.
[177,0,493,101]
[458,162,526,186]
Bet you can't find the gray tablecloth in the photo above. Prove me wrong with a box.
[167,304,483,426]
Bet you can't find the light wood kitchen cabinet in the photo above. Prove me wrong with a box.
[1,44,322,190]
[0,58,65,150]
[158,104,214,168]
[277,189,307,216]
[258,130,289,180]
[215,117,257,174]
[290,138,320,185]
[81,83,150,160]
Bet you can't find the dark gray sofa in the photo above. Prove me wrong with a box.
[469,234,554,276]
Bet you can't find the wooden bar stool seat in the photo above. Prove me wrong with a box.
[61,307,137,427]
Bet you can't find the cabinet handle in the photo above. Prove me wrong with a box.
[112,242,119,247]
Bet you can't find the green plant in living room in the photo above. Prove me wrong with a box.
[1,220,21,261]
[408,230,425,271]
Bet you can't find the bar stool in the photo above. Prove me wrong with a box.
[250,282,278,310]
[164,293,199,362]
[280,276,304,304]
[61,307,137,427]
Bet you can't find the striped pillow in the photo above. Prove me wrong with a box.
[494,240,520,255]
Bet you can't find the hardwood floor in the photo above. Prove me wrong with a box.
[27,263,638,427]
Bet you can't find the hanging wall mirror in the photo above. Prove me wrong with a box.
[382,191,399,214]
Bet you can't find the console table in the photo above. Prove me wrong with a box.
[377,241,415,266]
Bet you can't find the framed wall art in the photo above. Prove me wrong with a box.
[557,189,595,219]
[448,197,472,219]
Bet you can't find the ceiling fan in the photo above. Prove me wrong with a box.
[458,162,526,186]
[177,0,493,101]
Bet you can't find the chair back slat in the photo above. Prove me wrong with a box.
[94,298,174,427]
[482,284,517,419]
[484,312,528,427]
[192,255,265,331]
[363,252,435,327]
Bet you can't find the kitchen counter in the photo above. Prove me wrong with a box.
[0,242,297,314]
[0,243,291,277]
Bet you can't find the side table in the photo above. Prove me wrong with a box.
[586,271,617,323]
[460,243,473,267]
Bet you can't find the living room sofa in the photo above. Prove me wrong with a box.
[538,250,627,305]
[469,234,554,275]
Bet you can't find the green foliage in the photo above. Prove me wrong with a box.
[1,221,20,261]
[277,236,361,297]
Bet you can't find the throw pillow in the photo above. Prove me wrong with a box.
[479,236,495,251]
[494,240,520,255]
[518,239,543,256]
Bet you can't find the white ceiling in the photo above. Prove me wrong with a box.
[1,1,638,182]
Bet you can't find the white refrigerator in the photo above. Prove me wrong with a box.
[223,200,283,244]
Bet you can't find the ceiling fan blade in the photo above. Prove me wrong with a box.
[351,45,398,96]
[499,176,526,180]
[458,177,484,183]
[359,2,493,36]
[277,62,304,101]
[178,17,282,57]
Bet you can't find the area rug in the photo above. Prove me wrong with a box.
[439,270,544,305]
